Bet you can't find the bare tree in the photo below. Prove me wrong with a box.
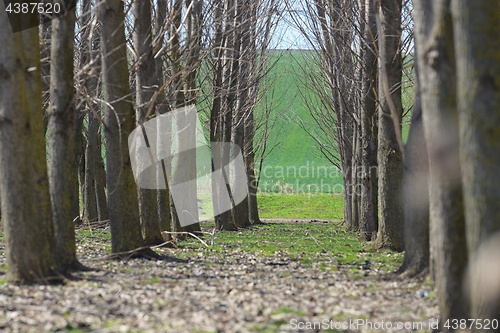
[97,0,153,256]
[374,0,404,251]
[47,0,87,270]
[132,0,164,245]
[0,11,58,283]
[359,0,378,241]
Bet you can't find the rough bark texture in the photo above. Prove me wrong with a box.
[359,0,378,241]
[133,0,163,246]
[230,0,251,228]
[0,11,57,283]
[398,54,429,278]
[414,0,468,327]
[375,0,404,251]
[98,0,145,253]
[48,5,80,269]
[451,0,500,321]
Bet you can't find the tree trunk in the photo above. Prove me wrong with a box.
[210,0,229,230]
[232,0,252,228]
[451,0,500,322]
[359,0,378,241]
[230,0,250,228]
[95,141,108,222]
[414,0,468,327]
[341,110,353,229]
[133,0,163,246]
[47,2,82,270]
[83,112,99,223]
[374,0,404,251]
[0,12,57,283]
[98,0,145,254]
[154,0,171,235]
[398,52,429,278]
[350,121,360,231]
[182,0,202,234]
[213,0,237,231]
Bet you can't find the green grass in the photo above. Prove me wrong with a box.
[255,51,343,193]
[176,222,404,275]
[254,50,414,194]
[257,193,343,220]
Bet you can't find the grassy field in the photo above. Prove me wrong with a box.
[254,50,414,194]
[257,193,343,220]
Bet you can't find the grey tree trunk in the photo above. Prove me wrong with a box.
[133,0,163,245]
[230,0,250,228]
[398,52,429,278]
[359,0,378,241]
[47,4,84,270]
[375,0,404,251]
[451,0,500,322]
[83,112,99,223]
[95,141,108,222]
[414,0,468,326]
[341,110,353,230]
[214,0,237,230]
[0,12,57,283]
[182,0,202,234]
[350,121,360,231]
[232,0,252,227]
[98,0,146,254]
[154,0,171,235]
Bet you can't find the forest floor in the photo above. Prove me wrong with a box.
[0,219,439,333]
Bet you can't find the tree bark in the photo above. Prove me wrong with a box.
[133,0,163,245]
[0,11,57,283]
[359,0,378,241]
[414,0,468,326]
[47,2,82,270]
[350,121,360,231]
[154,0,171,235]
[451,0,500,322]
[375,0,404,251]
[230,0,251,228]
[98,0,145,254]
[398,52,429,277]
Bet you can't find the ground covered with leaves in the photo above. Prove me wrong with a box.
[0,220,439,332]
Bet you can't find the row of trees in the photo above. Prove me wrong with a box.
[291,0,412,249]
[0,0,280,283]
[294,0,500,328]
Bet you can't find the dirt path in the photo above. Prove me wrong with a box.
[0,221,438,332]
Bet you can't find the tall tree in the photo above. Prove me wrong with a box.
[0,10,57,283]
[154,0,172,235]
[97,0,150,255]
[229,0,251,228]
[451,0,500,321]
[132,0,164,245]
[374,0,404,251]
[414,0,468,326]
[231,0,252,227]
[47,0,85,270]
[359,0,378,241]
